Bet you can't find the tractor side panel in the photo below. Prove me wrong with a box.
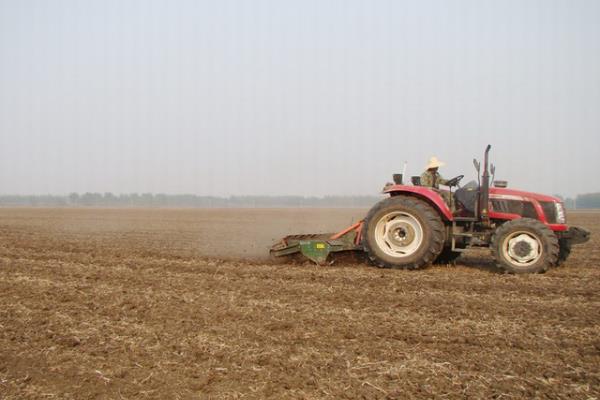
[383,185,454,221]
[489,193,569,232]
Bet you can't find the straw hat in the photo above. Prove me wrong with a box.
[426,156,445,170]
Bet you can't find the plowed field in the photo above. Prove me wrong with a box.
[1,208,599,399]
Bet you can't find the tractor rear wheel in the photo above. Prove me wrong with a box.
[362,196,445,269]
[491,218,559,274]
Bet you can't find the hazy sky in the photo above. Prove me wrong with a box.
[1,0,599,197]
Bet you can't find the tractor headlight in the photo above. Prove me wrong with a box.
[555,202,566,224]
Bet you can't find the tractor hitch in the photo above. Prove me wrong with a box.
[561,226,591,245]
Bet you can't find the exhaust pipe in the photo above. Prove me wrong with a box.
[480,145,491,224]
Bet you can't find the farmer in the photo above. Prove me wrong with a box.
[420,156,456,210]
[420,156,449,189]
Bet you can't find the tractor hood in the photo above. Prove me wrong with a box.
[489,187,562,203]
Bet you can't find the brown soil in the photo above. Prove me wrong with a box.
[0,208,599,399]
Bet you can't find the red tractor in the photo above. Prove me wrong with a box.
[271,145,590,273]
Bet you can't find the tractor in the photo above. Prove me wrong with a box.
[270,145,590,273]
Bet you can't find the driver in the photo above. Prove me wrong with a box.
[421,156,456,210]
[420,156,448,189]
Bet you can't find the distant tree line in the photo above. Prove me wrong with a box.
[0,193,382,208]
[565,192,600,209]
[1,192,599,209]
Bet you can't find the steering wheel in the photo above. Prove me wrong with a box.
[444,175,464,187]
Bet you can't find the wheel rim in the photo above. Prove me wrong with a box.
[502,231,543,267]
[374,211,424,258]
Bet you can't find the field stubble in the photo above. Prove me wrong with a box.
[0,208,599,399]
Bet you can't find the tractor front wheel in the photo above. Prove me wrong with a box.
[362,196,445,269]
[491,218,559,274]
[555,238,572,267]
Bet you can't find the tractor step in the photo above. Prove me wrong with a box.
[453,216,478,222]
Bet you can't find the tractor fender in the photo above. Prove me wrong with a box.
[382,185,453,221]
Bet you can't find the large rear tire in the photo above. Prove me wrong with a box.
[491,218,559,274]
[362,196,445,269]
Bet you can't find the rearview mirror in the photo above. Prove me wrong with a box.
[473,159,480,173]
[491,164,496,175]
